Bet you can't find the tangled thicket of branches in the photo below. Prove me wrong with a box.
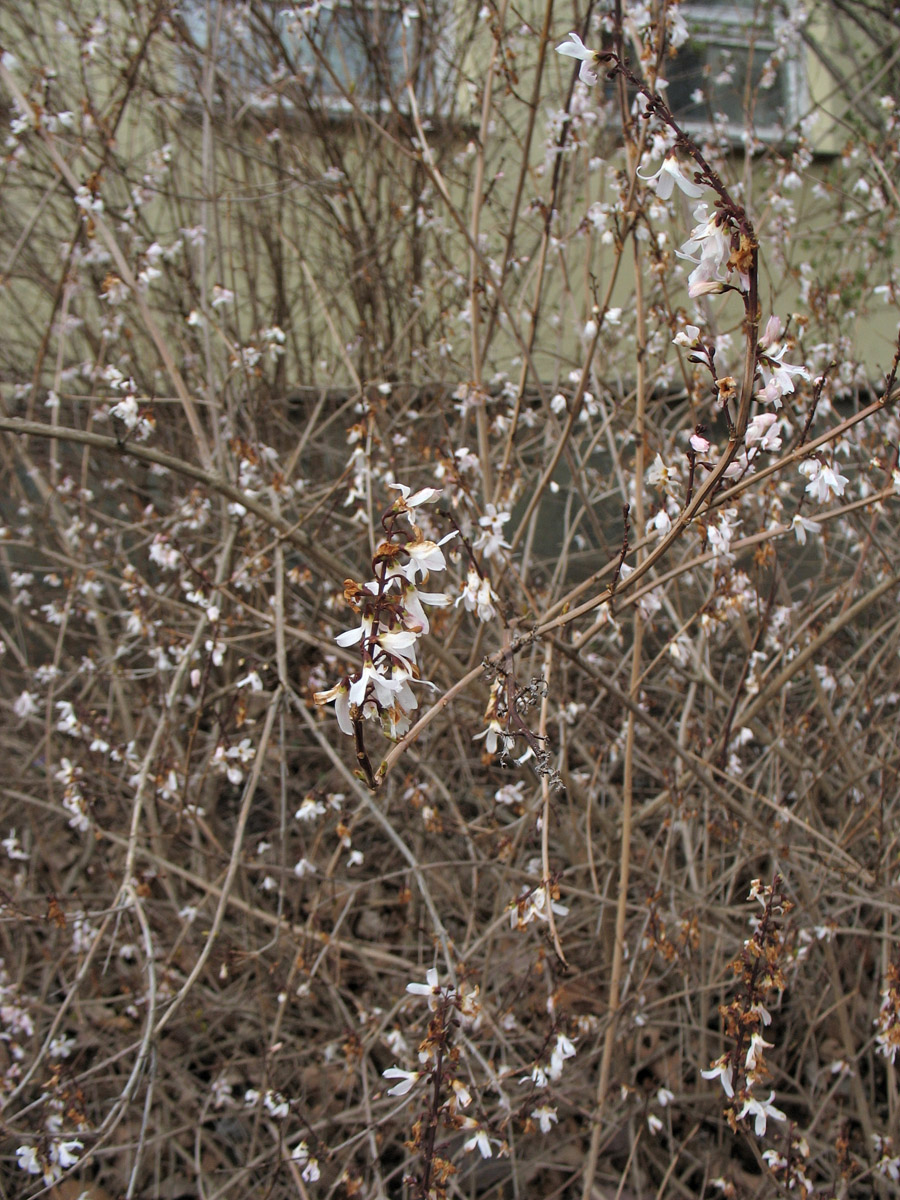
[2,1,900,1197]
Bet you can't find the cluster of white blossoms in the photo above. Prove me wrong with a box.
[382,967,492,1157]
[315,484,454,740]
[755,316,811,407]
[874,955,900,1064]
[558,33,853,551]
[702,881,788,1153]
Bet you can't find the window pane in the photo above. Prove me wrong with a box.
[668,35,790,134]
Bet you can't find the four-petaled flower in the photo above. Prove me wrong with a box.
[638,154,705,200]
[737,1090,787,1137]
[555,31,602,85]
[531,1104,558,1133]
[799,459,849,504]
[406,966,451,1010]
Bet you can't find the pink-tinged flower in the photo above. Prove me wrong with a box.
[737,1090,786,1137]
[745,412,781,450]
[690,432,711,454]
[638,154,705,200]
[688,274,728,298]
[383,1066,421,1096]
[677,202,741,296]
[556,31,601,85]
[701,1055,735,1098]
[756,343,810,406]
[759,314,783,347]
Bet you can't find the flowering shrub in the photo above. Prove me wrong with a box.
[2,1,900,1197]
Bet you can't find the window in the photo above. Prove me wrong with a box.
[177,1,451,116]
[667,2,803,141]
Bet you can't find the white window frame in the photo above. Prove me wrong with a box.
[671,2,804,143]
[177,1,453,119]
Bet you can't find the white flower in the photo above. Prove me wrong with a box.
[2,829,28,861]
[403,531,456,581]
[389,481,442,508]
[383,1066,421,1096]
[745,1032,774,1072]
[646,452,677,489]
[450,1078,473,1109]
[51,1139,83,1170]
[401,583,450,635]
[736,1090,786,1137]
[556,31,601,85]
[407,966,445,1009]
[13,691,38,718]
[522,1064,549,1087]
[638,154,705,200]
[531,1104,558,1133]
[756,343,810,406]
[348,655,403,711]
[511,884,569,928]
[677,202,734,296]
[314,678,352,734]
[456,567,499,622]
[290,1140,321,1180]
[648,508,672,538]
[473,504,511,560]
[701,1055,734,1098]
[16,1146,41,1176]
[673,324,700,347]
[549,1032,577,1079]
[295,797,326,822]
[799,459,849,504]
[463,1126,493,1158]
[109,394,140,428]
[791,514,821,544]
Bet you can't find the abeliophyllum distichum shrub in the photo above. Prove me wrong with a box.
[4,0,900,1196]
[310,10,900,1198]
